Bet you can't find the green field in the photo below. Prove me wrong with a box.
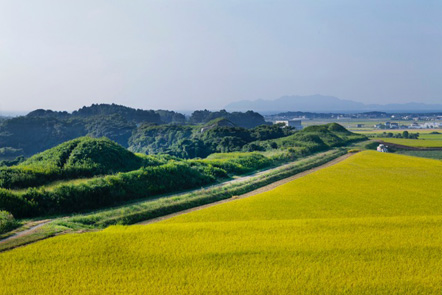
[396,150,442,160]
[357,129,442,135]
[419,133,442,140]
[2,151,442,294]
[378,137,442,148]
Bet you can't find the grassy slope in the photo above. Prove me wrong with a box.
[2,151,442,294]
[20,136,145,173]
[358,129,442,134]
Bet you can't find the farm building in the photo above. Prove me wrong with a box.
[274,120,303,130]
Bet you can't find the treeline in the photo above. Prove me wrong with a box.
[0,104,267,160]
[376,131,419,139]
[129,122,294,158]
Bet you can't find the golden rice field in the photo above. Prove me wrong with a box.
[2,151,442,294]
[378,137,442,148]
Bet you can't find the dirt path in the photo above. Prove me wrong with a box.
[138,153,353,225]
[0,220,52,244]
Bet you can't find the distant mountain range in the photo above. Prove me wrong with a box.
[225,95,442,114]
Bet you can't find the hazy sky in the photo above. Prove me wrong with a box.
[0,0,441,113]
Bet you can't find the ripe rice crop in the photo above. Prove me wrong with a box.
[1,151,442,294]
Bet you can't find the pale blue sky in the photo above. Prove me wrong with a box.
[0,0,441,112]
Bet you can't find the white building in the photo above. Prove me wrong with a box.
[274,120,303,130]
[422,122,440,129]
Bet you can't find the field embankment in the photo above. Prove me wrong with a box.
[2,151,442,294]
[0,148,346,251]
[0,124,365,219]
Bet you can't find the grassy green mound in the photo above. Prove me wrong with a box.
[245,123,366,153]
[22,137,144,174]
[0,137,150,190]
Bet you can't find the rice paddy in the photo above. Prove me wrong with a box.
[1,151,442,294]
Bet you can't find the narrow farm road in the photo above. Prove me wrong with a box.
[138,153,353,225]
[0,220,51,244]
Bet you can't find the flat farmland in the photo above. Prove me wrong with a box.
[2,151,442,294]
[396,150,442,160]
[377,137,442,148]
[357,129,442,135]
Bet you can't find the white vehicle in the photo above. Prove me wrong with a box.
[377,144,388,153]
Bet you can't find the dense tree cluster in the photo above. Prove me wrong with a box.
[0,104,270,160]
[129,123,296,158]
[189,109,267,128]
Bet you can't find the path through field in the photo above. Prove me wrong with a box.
[138,153,353,225]
[0,151,350,248]
[0,220,51,244]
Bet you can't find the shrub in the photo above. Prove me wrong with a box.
[0,210,19,234]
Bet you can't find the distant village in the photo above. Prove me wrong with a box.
[373,121,442,130]
[267,111,442,130]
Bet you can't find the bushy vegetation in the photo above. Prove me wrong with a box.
[129,122,365,159]
[189,109,267,128]
[2,152,442,294]
[242,123,365,153]
[376,131,419,139]
[127,121,295,158]
[0,149,293,218]
[61,149,345,228]
[0,210,18,234]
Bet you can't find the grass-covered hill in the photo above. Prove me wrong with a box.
[2,152,442,294]
[0,137,153,190]
[241,123,366,154]
[129,122,366,158]
[21,137,145,173]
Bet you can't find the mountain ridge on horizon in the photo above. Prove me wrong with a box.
[225,95,442,114]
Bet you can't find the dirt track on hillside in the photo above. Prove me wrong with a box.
[0,220,51,244]
[138,153,353,225]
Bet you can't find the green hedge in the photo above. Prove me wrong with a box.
[0,210,19,234]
